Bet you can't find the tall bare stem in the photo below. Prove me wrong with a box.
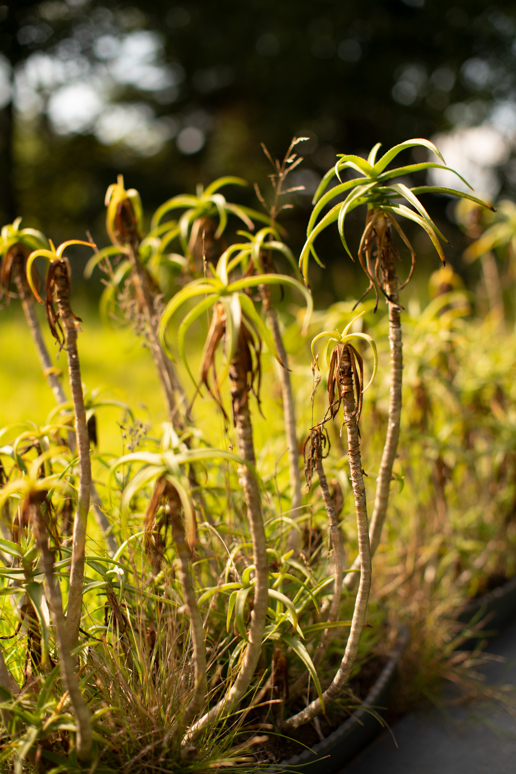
[313,452,344,667]
[11,244,117,555]
[262,293,302,535]
[345,216,402,590]
[30,492,92,761]
[52,261,91,649]
[184,349,269,740]
[284,345,371,729]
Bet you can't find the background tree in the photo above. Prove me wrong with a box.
[2,0,516,297]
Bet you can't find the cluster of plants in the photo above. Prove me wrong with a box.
[0,135,512,773]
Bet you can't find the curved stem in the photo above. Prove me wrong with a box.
[284,345,371,730]
[184,350,269,741]
[345,217,402,590]
[14,248,117,556]
[31,495,92,761]
[127,242,188,430]
[262,295,303,541]
[53,262,91,650]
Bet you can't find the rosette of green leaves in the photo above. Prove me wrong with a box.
[300,138,492,280]
[0,448,73,667]
[0,218,48,256]
[159,242,313,393]
[109,444,255,543]
[150,177,271,258]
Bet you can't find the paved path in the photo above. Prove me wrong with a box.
[339,619,516,774]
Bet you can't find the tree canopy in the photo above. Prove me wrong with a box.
[2,0,515,268]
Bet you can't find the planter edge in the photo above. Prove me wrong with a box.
[266,626,409,774]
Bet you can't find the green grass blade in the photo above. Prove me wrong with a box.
[281,632,325,712]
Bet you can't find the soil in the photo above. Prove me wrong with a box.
[251,654,388,766]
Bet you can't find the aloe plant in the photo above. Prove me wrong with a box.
[104,176,188,428]
[0,220,63,404]
[26,239,94,648]
[300,139,492,588]
[150,176,270,272]
[0,220,118,556]
[0,450,92,761]
[284,318,377,729]
[159,245,312,736]
[253,138,309,546]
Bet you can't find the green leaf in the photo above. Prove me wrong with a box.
[335,154,374,177]
[302,620,352,635]
[204,176,248,196]
[410,186,494,210]
[386,183,448,242]
[209,193,229,238]
[281,632,325,712]
[198,582,242,606]
[15,725,40,774]
[177,294,218,388]
[377,162,472,189]
[367,142,382,165]
[382,203,446,262]
[308,177,367,235]
[312,165,339,204]
[238,293,282,364]
[25,582,51,667]
[159,280,220,358]
[267,588,300,633]
[0,538,23,559]
[372,138,445,175]
[337,184,376,257]
[234,587,252,640]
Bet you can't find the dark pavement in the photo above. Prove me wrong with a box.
[339,619,516,774]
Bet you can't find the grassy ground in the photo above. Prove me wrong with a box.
[0,300,179,454]
[0,297,314,475]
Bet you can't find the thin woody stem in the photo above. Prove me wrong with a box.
[127,241,188,430]
[261,290,303,540]
[345,213,402,590]
[53,261,91,650]
[31,496,92,762]
[14,245,117,556]
[284,345,371,730]
[184,351,269,741]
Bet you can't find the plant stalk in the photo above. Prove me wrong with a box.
[53,261,91,649]
[312,453,344,667]
[31,494,92,762]
[284,345,371,729]
[13,246,117,556]
[261,290,303,544]
[184,349,269,740]
[127,241,188,430]
[345,217,402,590]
